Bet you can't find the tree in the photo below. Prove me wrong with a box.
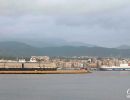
[35,57,44,68]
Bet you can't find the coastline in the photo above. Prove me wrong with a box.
[0,70,89,74]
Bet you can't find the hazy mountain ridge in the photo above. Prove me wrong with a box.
[0,41,39,57]
[24,40,96,47]
[116,45,130,49]
[1,38,96,47]
[0,41,130,57]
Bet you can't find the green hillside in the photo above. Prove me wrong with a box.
[0,41,130,57]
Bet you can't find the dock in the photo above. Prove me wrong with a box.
[0,70,88,74]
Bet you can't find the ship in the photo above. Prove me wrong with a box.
[99,64,130,71]
[0,64,88,74]
[0,67,88,74]
[0,57,89,74]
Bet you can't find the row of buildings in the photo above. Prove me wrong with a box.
[0,56,130,68]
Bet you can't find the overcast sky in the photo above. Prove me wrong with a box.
[0,0,130,47]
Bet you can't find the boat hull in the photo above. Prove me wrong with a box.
[99,68,130,71]
[0,68,57,71]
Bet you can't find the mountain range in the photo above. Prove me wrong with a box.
[0,41,130,57]
[0,38,96,47]
[116,45,130,49]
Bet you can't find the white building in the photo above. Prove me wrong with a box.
[19,59,26,63]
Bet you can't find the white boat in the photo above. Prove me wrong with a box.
[99,64,130,71]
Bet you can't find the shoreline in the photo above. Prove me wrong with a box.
[0,70,89,74]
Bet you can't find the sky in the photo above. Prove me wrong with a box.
[0,0,130,47]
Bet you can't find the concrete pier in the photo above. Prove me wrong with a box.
[0,70,88,74]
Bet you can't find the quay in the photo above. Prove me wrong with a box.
[0,70,88,74]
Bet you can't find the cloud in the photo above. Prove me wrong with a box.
[56,6,130,30]
[0,0,130,15]
[0,0,130,47]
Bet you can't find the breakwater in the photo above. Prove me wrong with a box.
[0,70,88,74]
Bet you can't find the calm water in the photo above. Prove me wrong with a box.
[0,72,130,100]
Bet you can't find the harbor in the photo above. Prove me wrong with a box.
[0,56,89,74]
[0,56,130,74]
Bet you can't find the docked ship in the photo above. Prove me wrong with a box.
[0,63,88,74]
[0,57,89,74]
[99,64,130,71]
[0,67,88,74]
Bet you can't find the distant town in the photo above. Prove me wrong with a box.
[0,56,130,71]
